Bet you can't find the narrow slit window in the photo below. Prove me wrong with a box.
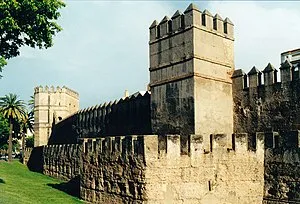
[210,134,213,152]
[157,26,160,38]
[202,14,206,26]
[224,22,228,34]
[180,15,185,28]
[258,72,262,85]
[232,134,236,151]
[243,75,248,88]
[168,20,172,33]
[213,18,217,30]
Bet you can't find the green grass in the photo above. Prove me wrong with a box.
[0,160,83,204]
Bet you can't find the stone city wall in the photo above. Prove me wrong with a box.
[232,61,300,135]
[143,133,264,204]
[80,136,148,203]
[263,130,300,203]
[81,133,265,203]
[48,91,151,145]
[43,144,81,181]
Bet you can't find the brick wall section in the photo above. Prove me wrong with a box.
[263,131,300,203]
[43,144,81,181]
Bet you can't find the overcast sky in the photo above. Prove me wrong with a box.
[0,1,299,109]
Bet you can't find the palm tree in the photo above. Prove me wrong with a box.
[19,111,34,158]
[0,94,26,162]
[28,95,34,114]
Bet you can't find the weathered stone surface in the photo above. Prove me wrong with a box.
[30,3,300,204]
[34,86,79,146]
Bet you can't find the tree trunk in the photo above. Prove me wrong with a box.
[8,121,13,162]
[22,132,25,161]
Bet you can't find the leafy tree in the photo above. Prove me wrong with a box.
[0,112,9,150]
[0,93,26,162]
[0,0,65,76]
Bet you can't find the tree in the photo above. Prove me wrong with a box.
[0,0,65,76]
[19,110,34,157]
[0,93,26,162]
[0,112,9,150]
[28,95,34,114]
[25,135,34,148]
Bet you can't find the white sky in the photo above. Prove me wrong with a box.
[0,1,299,108]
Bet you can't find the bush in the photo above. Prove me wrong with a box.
[26,136,34,148]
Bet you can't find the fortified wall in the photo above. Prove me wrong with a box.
[149,4,234,144]
[48,91,151,144]
[34,86,79,146]
[233,61,300,134]
[79,133,265,203]
[263,130,300,203]
[27,3,300,204]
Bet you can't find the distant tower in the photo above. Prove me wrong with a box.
[34,86,79,146]
[149,4,234,141]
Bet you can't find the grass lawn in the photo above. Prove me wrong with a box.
[0,160,83,204]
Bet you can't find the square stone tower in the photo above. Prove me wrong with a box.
[34,86,79,146]
[149,4,234,142]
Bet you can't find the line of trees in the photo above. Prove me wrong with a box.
[0,94,34,162]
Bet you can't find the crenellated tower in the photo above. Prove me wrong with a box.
[149,3,235,145]
[34,86,79,146]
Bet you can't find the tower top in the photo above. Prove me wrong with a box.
[149,3,234,42]
[34,85,79,98]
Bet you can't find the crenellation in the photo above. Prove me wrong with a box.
[171,10,183,32]
[202,9,213,29]
[149,5,233,46]
[248,66,261,87]
[158,16,170,37]
[264,131,279,149]
[280,59,293,82]
[224,17,234,38]
[232,133,248,152]
[184,3,201,28]
[34,85,79,98]
[232,69,246,91]
[210,134,227,152]
[213,14,224,32]
[263,63,277,85]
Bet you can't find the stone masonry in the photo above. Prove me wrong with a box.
[34,86,79,146]
[27,3,300,204]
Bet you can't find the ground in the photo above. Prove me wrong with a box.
[0,160,83,204]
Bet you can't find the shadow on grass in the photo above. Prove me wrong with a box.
[0,178,5,184]
[47,176,80,198]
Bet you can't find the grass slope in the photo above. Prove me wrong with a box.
[0,161,83,204]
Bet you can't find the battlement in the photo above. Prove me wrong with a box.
[80,132,268,163]
[231,60,299,90]
[34,85,79,98]
[48,91,151,144]
[43,143,81,180]
[149,3,234,43]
